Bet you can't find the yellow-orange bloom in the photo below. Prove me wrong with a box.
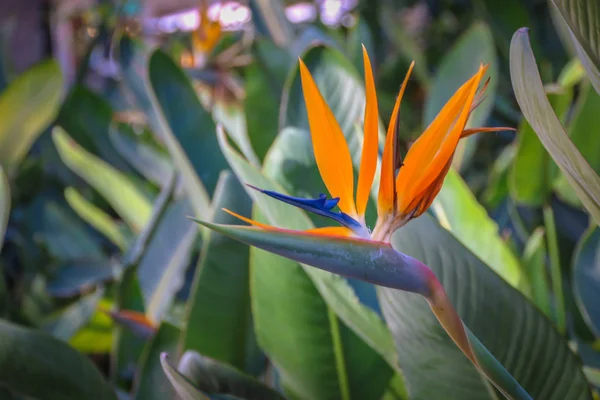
[192,1,222,55]
[225,46,514,243]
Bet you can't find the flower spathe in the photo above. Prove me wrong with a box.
[224,46,514,243]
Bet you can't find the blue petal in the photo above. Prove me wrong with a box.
[246,185,363,230]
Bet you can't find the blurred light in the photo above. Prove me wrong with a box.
[150,1,250,34]
[285,2,317,24]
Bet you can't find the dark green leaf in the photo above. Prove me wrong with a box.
[0,319,117,400]
[42,289,104,341]
[522,228,552,319]
[182,171,260,373]
[380,215,591,399]
[46,260,118,298]
[161,353,209,400]
[148,50,228,197]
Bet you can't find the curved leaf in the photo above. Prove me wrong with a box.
[161,353,209,400]
[510,28,600,226]
[0,320,117,400]
[380,215,591,399]
[551,0,600,93]
[0,59,63,173]
[177,350,285,400]
[53,127,152,233]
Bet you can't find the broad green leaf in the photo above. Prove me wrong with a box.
[135,322,180,400]
[510,28,600,226]
[65,187,131,250]
[58,86,130,172]
[109,124,174,188]
[431,169,526,293]
[182,171,259,372]
[551,0,600,93]
[522,228,552,319]
[117,37,210,219]
[0,59,62,174]
[0,319,117,400]
[42,289,104,341]
[573,226,600,337]
[244,45,283,161]
[138,199,197,323]
[281,45,385,154]
[161,353,209,400]
[148,49,228,198]
[425,22,497,128]
[46,260,118,298]
[424,22,497,169]
[177,350,284,399]
[217,130,403,399]
[53,127,152,232]
[379,215,591,399]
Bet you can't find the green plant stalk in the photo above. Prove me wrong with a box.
[543,206,566,334]
[328,308,351,400]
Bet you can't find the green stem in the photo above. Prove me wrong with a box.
[328,308,350,400]
[543,206,565,334]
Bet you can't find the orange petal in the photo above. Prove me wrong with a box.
[299,59,357,218]
[396,65,486,212]
[356,46,379,218]
[460,126,516,138]
[223,209,353,238]
[409,66,486,205]
[377,61,415,215]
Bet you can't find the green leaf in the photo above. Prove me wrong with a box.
[46,260,118,298]
[0,59,63,174]
[65,187,131,250]
[69,299,114,354]
[109,124,174,188]
[217,130,403,399]
[58,86,130,172]
[551,0,600,94]
[0,167,9,251]
[161,353,209,400]
[431,169,527,293]
[573,226,600,337]
[117,37,210,219]
[0,319,117,400]
[138,199,197,323]
[522,228,552,318]
[135,322,180,400]
[148,49,228,198]
[380,215,591,399]
[42,289,104,341]
[182,171,259,372]
[53,127,152,232]
[38,201,106,262]
[510,28,600,226]
[555,82,600,206]
[424,22,497,169]
[177,350,285,399]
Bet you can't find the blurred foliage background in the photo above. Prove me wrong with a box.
[1,0,600,399]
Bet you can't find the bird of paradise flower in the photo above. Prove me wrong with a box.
[196,47,530,399]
